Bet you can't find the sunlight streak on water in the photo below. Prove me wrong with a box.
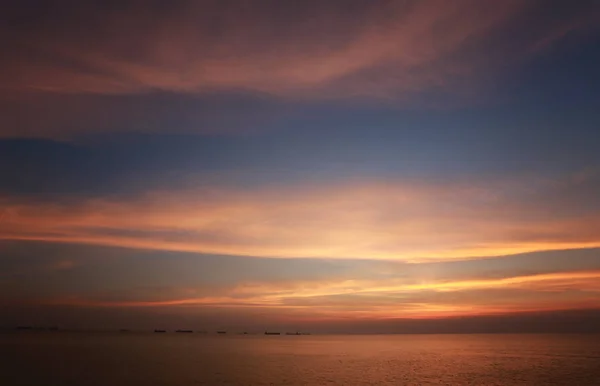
[2,333,600,385]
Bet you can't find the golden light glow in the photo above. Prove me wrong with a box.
[39,270,600,319]
[2,177,599,262]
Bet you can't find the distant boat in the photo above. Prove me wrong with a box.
[175,329,193,333]
[154,329,167,333]
[264,331,280,335]
[217,331,227,334]
[285,332,301,335]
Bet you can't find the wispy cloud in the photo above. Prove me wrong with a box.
[2,0,596,99]
[2,171,599,261]
[31,270,600,320]
[1,1,597,139]
[3,238,598,321]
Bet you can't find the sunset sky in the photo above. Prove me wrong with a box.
[2,0,600,333]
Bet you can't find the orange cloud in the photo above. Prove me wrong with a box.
[36,270,600,320]
[226,271,600,303]
[2,174,600,261]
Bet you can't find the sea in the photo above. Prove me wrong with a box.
[2,333,600,385]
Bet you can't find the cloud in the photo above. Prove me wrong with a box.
[2,0,596,99]
[1,1,597,139]
[1,171,599,261]
[21,269,600,321]
[3,239,598,321]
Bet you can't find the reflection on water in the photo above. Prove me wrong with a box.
[2,333,600,385]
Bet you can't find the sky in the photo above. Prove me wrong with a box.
[1,0,600,333]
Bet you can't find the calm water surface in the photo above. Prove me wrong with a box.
[2,333,600,385]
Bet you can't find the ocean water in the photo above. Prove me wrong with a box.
[2,333,600,385]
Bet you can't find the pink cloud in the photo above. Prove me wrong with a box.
[2,0,596,99]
